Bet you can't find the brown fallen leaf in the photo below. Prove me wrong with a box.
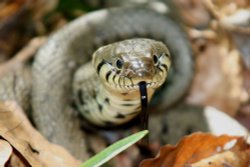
[0,36,47,78]
[0,0,58,63]
[204,0,250,91]
[0,139,12,167]
[175,0,211,27]
[0,0,30,62]
[190,137,250,167]
[187,36,243,116]
[204,0,250,33]
[0,101,80,167]
[190,150,249,167]
[140,133,250,167]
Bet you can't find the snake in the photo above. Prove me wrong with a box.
[0,2,193,158]
[73,38,171,126]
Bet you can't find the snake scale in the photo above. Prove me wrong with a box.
[0,1,193,159]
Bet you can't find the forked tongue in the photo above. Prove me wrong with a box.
[138,81,149,144]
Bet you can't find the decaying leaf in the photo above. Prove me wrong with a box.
[0,101,80,167]
[0,36,47,78]
[0,139,12,167]
[204,0,250,80]
[0,0,58,62]
[140,133,250,167]
[175,0,211,27]
[204,0,250,33]
[191,137,250,167]
[191,150,249,167]
[187,37,243,116]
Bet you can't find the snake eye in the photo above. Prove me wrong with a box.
[116,59,123,69]
[153,55,158,65]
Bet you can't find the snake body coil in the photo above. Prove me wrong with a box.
[0,5,193,157]
[31,7,193,136]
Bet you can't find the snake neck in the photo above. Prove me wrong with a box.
[94,84,155,126]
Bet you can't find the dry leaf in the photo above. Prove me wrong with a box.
[187,37,243,116]
[204,0,250,33]
[140,133,250,167]
[0,37,47,78]
[204,0,250,80]
[0,0,57,62]
[0,101,80,167]
[0,139,12,167]
[190,137,250,167]
[175,0,211,27]
[190,150,249,167]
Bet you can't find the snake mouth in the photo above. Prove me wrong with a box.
[110,81,162,91]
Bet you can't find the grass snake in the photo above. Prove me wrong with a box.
[0,5,193,158]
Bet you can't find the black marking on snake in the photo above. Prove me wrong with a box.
[113,33,123,42]
[162,124,169,134]
[104,38,112,46]
[112,74,116,84]
[97,60,111,74]
[77,89,85,105]
[105,71,112,81]
[92,90,97,99]
[97,60,106,74]
[104,98,109,104]
[166,53,171,58]
[126,111,139,115]
[161,64,168,71]
[157,66,164,72]
[185,127,194,135]
[123,98,133,101]
[139,81,149,144]
[115,113,125,119]
[122,103,135,106]
[98,0,106,7]
[118,76,122,86]
[98,103,102,111]
[104,121,115,126]
[116,70,121,74]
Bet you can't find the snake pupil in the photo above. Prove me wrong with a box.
[116,59,123,69]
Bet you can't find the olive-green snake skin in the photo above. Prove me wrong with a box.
[0,3,193,158]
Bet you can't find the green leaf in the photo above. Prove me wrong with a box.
[80,130,149,167]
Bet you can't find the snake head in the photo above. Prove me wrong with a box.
[92,38,171,93]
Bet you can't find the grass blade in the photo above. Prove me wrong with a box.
[80,130,149,167]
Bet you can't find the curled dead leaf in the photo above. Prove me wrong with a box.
[0,101,80,167]
[0,139,12,167]
[140,133,250,167]
[204,0,250,33]
[187,38,243,116]
[191,150,249,167]
[175,0,211,27]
